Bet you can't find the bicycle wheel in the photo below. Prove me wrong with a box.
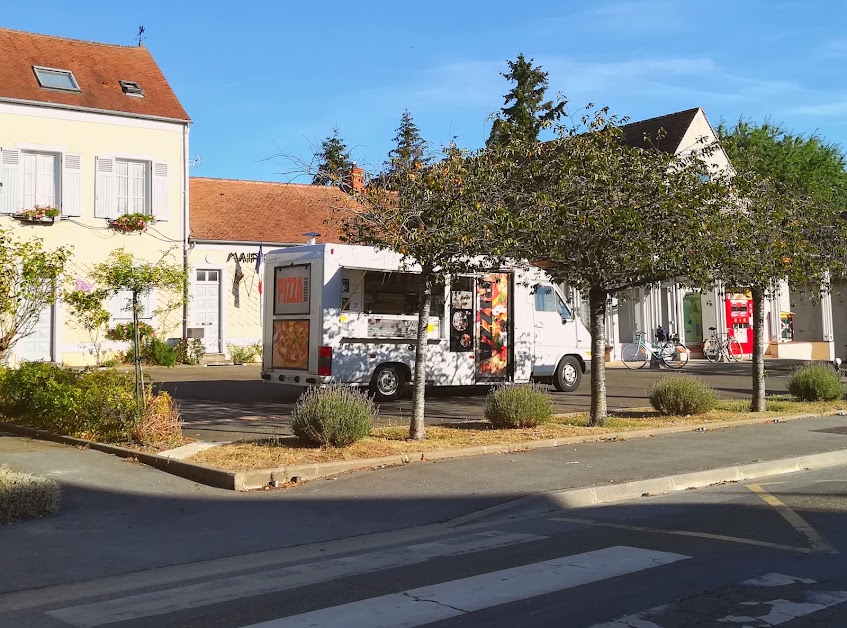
[728,338,744,361]
[621,343,649,369]
[664,342,690,369]
[702,339,720,363]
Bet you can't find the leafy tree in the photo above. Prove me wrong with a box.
[386,110,429,174]
[718,119,847,212]
[716,119,847,411]
[312,127,354,187]
[487,53,565,148]
[496,107,732,426]
[91,248,187,417]
[63,283,111,365]
[0,229,71,362]
[343,145,506,439]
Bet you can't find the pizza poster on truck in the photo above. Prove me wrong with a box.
[272,265,311,370]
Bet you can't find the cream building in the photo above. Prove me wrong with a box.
[187,177,358,359]
[0,28,190,365]
[587,108,836,362]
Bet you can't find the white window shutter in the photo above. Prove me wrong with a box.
[152,162,169,221]
[95,157,115,219]
[0,149,21,214]
[61,153,82,217]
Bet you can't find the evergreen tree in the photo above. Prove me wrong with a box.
[486,53,565,147]
[313,127,354,186]
[386,110,429,174]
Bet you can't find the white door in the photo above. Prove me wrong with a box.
[194,270,221,353]
[532,284,575,376]
[19,306,53,362]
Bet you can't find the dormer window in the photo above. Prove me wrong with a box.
[119,80,144,97]
[33,66,80,92]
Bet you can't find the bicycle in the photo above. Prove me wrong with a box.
[702,326,744,363]
[621,330,690,370]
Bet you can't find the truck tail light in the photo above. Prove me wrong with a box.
[318,346,332,376]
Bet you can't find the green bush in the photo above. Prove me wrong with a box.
[0,363,180,445]
[484,383,553,428]
[123,337,177,367]
[228,343,261,364]
[649,376,717,416]
[0,465,61,524]
[175,338,205,365]
[787,363,843,402]
[107,321,155,342]
[291,385,376,447]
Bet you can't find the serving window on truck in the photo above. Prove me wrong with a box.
[339,269,443,340]
[272,265,312,370]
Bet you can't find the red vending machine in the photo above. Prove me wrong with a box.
[725,291,753,354]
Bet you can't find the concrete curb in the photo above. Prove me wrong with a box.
[2,411,843,492]
[448,448,847,527]
[0,422,238,490]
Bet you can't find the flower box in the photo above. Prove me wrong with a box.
[108,212,153,233]
[14,205,59,224]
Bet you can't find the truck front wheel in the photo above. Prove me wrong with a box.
[370,364,405,401]
[552,356,581,392]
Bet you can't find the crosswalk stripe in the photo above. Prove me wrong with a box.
[242,546,689,628]
[593,572,847,627]
[46,531,545,628]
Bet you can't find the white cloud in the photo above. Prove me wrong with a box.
[787,99,847,117]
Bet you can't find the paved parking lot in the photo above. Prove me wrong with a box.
[150,361,796,442]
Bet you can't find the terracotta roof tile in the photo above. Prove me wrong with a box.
[0,28,189,121]
[620,107,701,154]
[190,178,361,244]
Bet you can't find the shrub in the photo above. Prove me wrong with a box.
[107,321,155,342]
[291,385,376,447]
[484,383,553,428]
[0,363,180,445]
[649,376,717,416]
[123,337,177,367]
[175,338,205,365]
[132,391,182,445]
[228,343,261,364]
[787,363,843,402]
[0,465,61,524]
[74,369,139,440]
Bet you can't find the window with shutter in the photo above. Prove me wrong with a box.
[111,290,153,323]
[95,157,115,218]
[115,160,148,215]
[61,153,82,217]
[0,149,21,214]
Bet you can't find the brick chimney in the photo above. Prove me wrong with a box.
[345,164,365,192]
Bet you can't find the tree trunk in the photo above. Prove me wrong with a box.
[750,285,766,412]
[410,268,433,440]
[132,293,144,422]
[589,285,608,427]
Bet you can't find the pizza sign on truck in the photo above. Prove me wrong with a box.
[274,265,310,315]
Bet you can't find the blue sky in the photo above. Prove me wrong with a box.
[5,1,847,181]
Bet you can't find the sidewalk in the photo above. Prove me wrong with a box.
[3,413,847,593]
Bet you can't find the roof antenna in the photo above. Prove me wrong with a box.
[136,25,145,47]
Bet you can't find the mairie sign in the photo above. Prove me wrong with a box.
[226,252,260,264]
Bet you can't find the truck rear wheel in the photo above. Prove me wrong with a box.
[553,356,581,392]
[370,364,405,401]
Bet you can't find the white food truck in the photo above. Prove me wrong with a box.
[261,243,592,400]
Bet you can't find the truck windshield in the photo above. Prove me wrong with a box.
[534,284,573,319]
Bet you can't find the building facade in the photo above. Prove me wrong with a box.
[187,177,357,358]
[0,28,190,365]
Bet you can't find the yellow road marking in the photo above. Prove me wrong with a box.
[549,516,811,554]
[746,483,838,555]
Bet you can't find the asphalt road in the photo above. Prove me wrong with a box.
[5,464,847,627]
[151,360,797,442]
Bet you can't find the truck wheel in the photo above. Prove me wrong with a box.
[370,365,405,401]
[552,356,581,392]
